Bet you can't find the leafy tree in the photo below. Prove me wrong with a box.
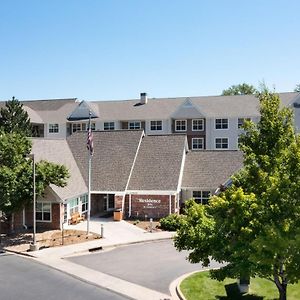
[294,84,300,92]
[175,91,300,300]
[0,131,69,229]
[222,83,257,96]
[0,96,32,136]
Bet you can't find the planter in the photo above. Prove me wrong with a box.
[113,209,123,221]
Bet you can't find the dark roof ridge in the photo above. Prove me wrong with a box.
[21,98,77,102]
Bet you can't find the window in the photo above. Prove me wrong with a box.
[69,198,79,215]
[175,120,187,131]
[72,123,82,133]
[129,121,141,130]
[192,138,204,150]
[150,120,162,131]
[238,118,251,129]
[49,124,59,133]
[81,195,88,213]
[104,122,115,130]
[36,202,51,221]
[215,138,229,149]
[193,191,211,205]
[215,118,228,129]
[91,123,96,131]
[192,119,204,131]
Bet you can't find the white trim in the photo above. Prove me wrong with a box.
[192,119,204,131]
[176,138,188,193]
[122,131,145,211]
[150,120,163,131]
[215,118,229,130]
[129,194,132,218]
[127,190,177,195]
[129,121,142,130]
[214,137,229,150]
[48,123,60,134]
[175,119,187,132]
[91,190,125,194]
[191,137,204,150]
[36,202,52,223]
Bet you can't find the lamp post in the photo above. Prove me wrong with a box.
[28,154,38,251]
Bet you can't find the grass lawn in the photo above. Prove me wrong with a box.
[180,271,300,300]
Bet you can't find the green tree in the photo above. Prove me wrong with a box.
[0,96,32,136]
[0,131,69,229]
[222,83,257,96]
[175,91,300,300]
[294,84,300,92]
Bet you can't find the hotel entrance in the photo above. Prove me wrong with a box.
[91,193,115,216]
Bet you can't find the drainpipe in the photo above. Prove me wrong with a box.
[129,194,132,218]
[169,195,172,215]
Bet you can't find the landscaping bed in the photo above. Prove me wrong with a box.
[180,271,300,300]
[126,220,162,232]
[1,229,101,253]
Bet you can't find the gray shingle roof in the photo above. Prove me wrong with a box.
[67,130,144,192]
[182,151,243,190]
[31,138,87,201]
[128,135,187,191]
[86,92,299,120]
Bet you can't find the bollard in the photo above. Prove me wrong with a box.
[101,224,104,238]
[150,218,153,233]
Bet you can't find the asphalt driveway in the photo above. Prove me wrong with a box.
[68,239,222,294]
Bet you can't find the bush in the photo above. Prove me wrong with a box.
[160,214,183,231]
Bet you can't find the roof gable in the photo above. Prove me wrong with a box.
[67,100,99,121]
[67,130,144,192]
[171,97,205,119]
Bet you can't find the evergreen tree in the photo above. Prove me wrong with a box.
[0,96,32,136]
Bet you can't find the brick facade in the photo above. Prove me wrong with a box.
[128,194,176,220]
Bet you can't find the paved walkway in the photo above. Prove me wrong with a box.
[18,217,175,300]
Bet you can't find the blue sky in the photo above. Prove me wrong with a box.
[1,0,299,101]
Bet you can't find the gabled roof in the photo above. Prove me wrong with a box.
[85,92,299,121]
[31,138,87,201]
[128,134,187,191]
[67,100,98,121]
[182,150,243,190]
[67,130,144,192]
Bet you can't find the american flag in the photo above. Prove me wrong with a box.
[87,125,94,156]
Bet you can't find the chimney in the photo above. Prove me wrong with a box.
[140,92,148,104]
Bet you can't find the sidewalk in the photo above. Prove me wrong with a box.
[9,218,175,300]
[32,217,174,259]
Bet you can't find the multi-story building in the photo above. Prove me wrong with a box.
[1,91,299,150]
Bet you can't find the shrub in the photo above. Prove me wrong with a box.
[160,214,183,231]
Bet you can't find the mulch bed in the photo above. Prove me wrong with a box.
[0,229,101,253]
[126,220,163,232]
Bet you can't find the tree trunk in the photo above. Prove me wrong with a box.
[278,284,287,300]
[9,214,15,234]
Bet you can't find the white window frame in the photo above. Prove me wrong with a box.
[215,118,229,130]
[215,137,229,149]
[129,121,141,130]
[104,122,115,130]
[192,138,204,150]
[175,120,187,132]
[49,124,59,133]
[192,191,211,205]
[192,119,204,131]
[237,117,251,129]
[150,120,163,131]
[69,198,79,216]
[36,202,52,222]
[80,194,88,213]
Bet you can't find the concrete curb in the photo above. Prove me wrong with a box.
[169,268,216,300]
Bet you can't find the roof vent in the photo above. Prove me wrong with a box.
[140,92,148,104]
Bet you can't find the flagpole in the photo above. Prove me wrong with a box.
[87,111,92,235]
